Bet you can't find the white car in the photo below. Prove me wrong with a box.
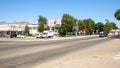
[41,31,54,38]
[54,30,59,36]
[36,33,43,38]
[17,34,26,38]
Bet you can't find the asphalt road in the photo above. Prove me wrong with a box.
[0,37,113,68]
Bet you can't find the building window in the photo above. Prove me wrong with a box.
[33,27,37,30]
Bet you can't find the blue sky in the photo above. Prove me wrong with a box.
[0,0,120,27]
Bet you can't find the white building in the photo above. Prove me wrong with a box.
[28,24,38,35]
[0,22,38,35]
[110,29,120,35]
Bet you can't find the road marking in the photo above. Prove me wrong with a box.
[114,52,120,60]
[116,55,120,57]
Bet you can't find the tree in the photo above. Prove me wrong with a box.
[104,20,118,33]
[59,14,77,35]
[83,19,95,35]
[114,9,120,20]
[95,22,104,33]
[78,20,86,31]
[110,22,118,29]
[104,22,113,33]
[24,24,29,35]
[38,16,47,32]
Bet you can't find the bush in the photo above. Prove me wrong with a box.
[26,34,33,37]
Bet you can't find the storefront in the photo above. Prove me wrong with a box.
[0,22,38,35]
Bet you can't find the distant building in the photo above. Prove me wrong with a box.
[110,29,120,35]
[0,21,38,35]
[28,24,38,35]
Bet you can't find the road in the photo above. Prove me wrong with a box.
[0,36,116,68]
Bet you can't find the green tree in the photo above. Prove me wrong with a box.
[24,24,29,35]
[114,9,120,20]
[78,20,86,31]
[104,20,118,33]
[83,19,95,35]
[38,16,47,32]
[104,23,112,33]
[110,22,118,29]
[95,22,104,33]
[59,14,77,35]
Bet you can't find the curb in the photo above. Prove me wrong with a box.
[0,35,99,42]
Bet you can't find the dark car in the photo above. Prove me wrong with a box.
[10,33,17,38]
[99,31,108,37]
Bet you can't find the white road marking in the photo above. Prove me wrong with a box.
[114,57,120,59]
[114,52,120,60]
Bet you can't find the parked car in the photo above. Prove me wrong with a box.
[3,34,11,38]
[54,30,59,36]
[0,33,2,37]
[36,33,43,38]
[41,30,54,38]
[10,33,17,38]
[0,33,16,38]
[99,31,108,37]
[17,34,26,38]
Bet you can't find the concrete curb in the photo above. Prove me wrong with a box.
[0,35,99,42]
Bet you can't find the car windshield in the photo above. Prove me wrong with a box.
[43,33,47,35]
[36,34,39,35]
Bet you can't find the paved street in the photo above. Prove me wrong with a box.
[49,38,120,68]
[0,0,120,68]
[0,36,120,68]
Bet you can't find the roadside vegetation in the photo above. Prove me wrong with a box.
[37,9,119,36]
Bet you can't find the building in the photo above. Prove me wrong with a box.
[28,24,38,35]
[110,29,120,35]
[0,22,38,35]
